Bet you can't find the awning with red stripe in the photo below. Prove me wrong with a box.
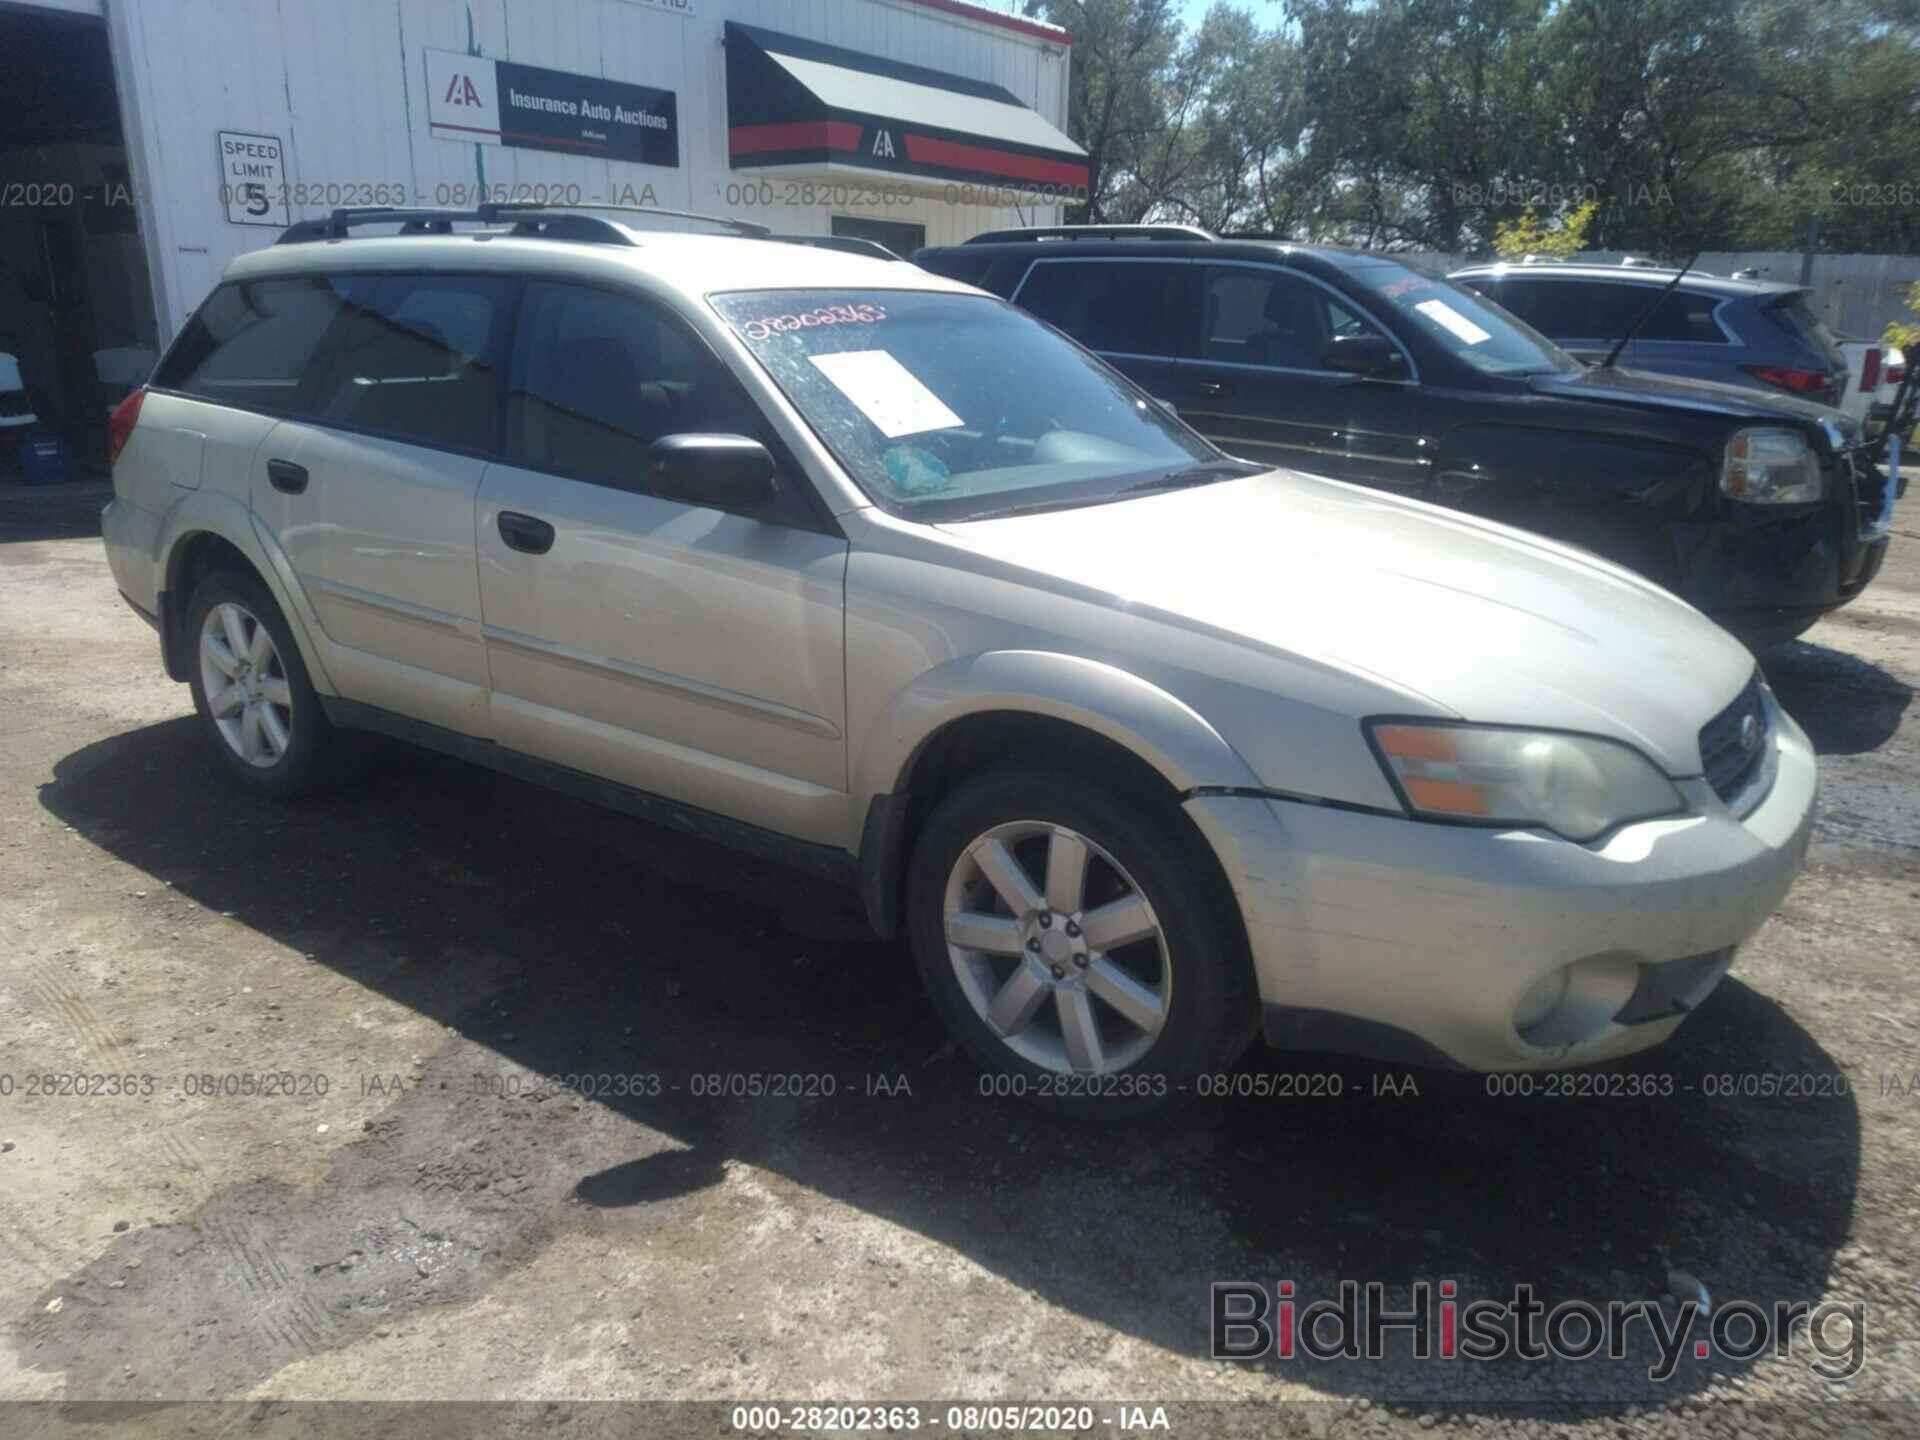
[724,23,1088,197]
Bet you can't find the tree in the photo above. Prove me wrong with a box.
[1492,200,1598,259]
[1019,0,1188,221]
[1005,0,1920,255]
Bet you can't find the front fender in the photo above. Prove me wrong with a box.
[849,648,1263,817]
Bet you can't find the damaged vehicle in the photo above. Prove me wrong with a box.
[919,227,1897,647]
[105,207,1814,1111]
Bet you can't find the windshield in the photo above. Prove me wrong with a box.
[1349,259,1581,377]
[709,289,1232,520]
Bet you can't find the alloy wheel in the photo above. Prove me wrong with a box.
[942,820,1170,1075]
[198,601,294,768]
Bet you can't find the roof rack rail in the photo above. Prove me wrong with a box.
[963,223,1215,245]
[276,201,773,246]
[481,201,773,238]
[276,207,497,244]
[767,234,904,261]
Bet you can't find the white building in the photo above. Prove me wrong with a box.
[0,0,1079,430]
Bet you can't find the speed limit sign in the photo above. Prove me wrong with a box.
[218,131,289,227]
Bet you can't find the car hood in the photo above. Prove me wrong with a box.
[1531,365,1853,437]
[936,469,1754,777]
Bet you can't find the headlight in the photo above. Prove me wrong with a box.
[1721,427,1822,504]
[1367,722,1685,842]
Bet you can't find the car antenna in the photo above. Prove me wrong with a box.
[1600,250,1701,369]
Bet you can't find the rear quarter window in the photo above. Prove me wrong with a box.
[155,277,349,413]
[1637,291,1728,344]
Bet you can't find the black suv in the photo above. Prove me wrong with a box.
[917,226,1897,646]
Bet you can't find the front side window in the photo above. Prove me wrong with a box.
[156,277,349,413]
[305,275,513,452]
[710,289,1230,521]
[1351,260,1580,376]
[1012,260,1195,358]
[505,282,771,488]
[1201,267,1389,369]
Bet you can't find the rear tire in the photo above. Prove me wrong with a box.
[906,769,1254,1116]
[185,570,333,798]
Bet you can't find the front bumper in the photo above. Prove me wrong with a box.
[1684,447,1893,644]
[1184,707,1816,1071]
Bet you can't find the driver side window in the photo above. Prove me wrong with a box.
[506,282,774,492]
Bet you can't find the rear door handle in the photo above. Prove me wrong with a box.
[497,510,555,555]
[266,459,308,494]
[1194,380,1233,397]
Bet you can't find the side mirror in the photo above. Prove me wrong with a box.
[647,434,778,509]
[1321,333,1404,379]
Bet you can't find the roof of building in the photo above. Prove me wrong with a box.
[896,0,1072,46]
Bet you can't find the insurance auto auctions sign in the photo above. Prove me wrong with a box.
[424,49,678,167]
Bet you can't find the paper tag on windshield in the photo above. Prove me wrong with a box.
[807,350,963,438]
[1414,299,1491,346]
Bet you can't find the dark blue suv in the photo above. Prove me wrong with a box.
[917,226,1897,647]
[1449,260,1853,409]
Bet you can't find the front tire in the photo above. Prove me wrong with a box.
[906,770,1254,1114]
[185,570,332,797]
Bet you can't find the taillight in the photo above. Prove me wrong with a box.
[1888,361,1907,388]
[1741,364,1836,402]
[107,387,146,466]
[1860,347,1881,392]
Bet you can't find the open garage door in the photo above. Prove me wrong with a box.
[0,4,158,482]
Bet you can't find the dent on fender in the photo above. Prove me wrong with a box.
[850,649,1265,810]
[157,499,339,697]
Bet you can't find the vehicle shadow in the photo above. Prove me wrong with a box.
[1763,639,1913,756]
[25,718,1861,1410]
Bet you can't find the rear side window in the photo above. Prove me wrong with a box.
[1636,291,1727,344]
[506,281,773,489]
[1013,260,1195,358]
[1502,279,1648,340]
[920,253,1030,299]
[155,277,348,413]
[304,275,513,453]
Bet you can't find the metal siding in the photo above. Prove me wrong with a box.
[115,0,1072,338]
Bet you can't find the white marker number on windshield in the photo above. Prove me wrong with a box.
[1415,298,1492,346]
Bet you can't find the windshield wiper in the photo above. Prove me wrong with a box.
[1117,459,1262,495]
[960,460,1259,522]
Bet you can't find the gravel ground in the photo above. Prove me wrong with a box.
[0,477,1915,1438]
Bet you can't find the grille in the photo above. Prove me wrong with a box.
[1844,447,1893,537]
[1698,673,1770,806]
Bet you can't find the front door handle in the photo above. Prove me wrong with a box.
[497,510,555,555]
[1194,380,1233,397]
[266,459,308,494]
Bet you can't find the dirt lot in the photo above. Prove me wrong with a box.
[1,477,1916,1438]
